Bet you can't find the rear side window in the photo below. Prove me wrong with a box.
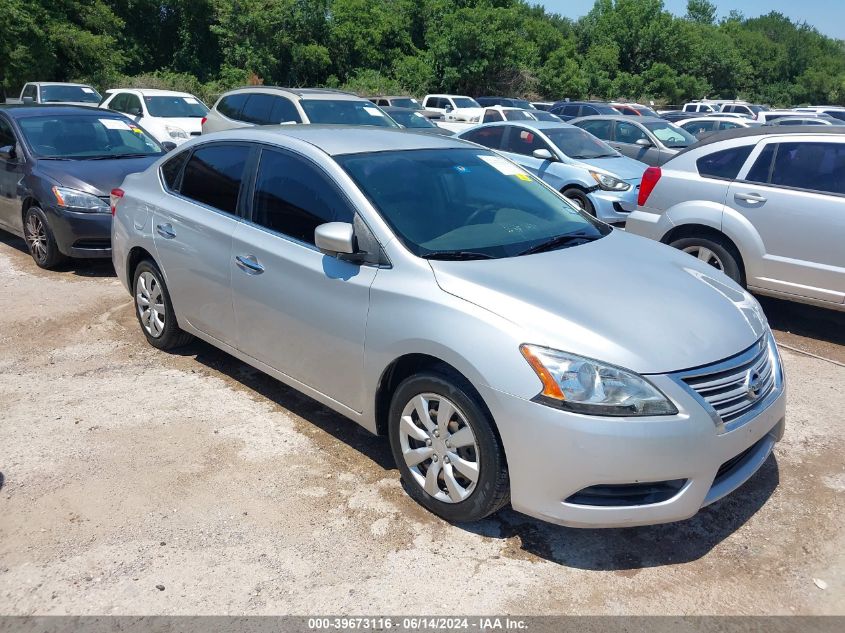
[461,126,505,149]
[217,94,249,120]
[181,145,249,213]
[160,151,190,190]
[696,146,753,180]
[239,94,276,124]
[745,144,776,183]
[252,149,353,244]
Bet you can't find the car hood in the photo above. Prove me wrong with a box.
[446,107,485,122]
[36,155,161,197]
[156,117,203,134]
[428,230,767,374]
[574,155,647,181]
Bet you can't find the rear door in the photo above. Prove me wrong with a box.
[152,143,251,342]
[0,114,25,234]
[726,139,845,304]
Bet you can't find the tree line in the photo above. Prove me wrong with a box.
[2,0,844,107]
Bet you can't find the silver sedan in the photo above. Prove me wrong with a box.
[111,127,785,528]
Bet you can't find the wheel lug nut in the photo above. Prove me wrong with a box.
[432,455,438,462]
[444,456,450,464]
[426,439,432,446]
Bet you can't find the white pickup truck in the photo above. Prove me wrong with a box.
[14,82,103,106]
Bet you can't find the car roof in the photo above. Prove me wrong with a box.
[27,82,93,88]
[106,88,196,98]
[465,120,574,132]
[221,86,359,100]
[0,104,118,118]
[679,125,845,151]
[375,96,416,100]
[572,115,665,123]
[206,125,470,156]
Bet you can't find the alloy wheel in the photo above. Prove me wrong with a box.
[398,393,480,503]
[682,245,725,271]
[25,214,48,262]
[136,271,166,337]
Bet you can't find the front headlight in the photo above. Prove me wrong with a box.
[165,125,189,139]
[590,171,631,191]
[520,344,678,416]
[51,186,110,213]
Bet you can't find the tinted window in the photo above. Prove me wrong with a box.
[503,110,533,121]
[581,105,599,116]
[144,95,208,118]
[0,117,16,148]
[300,100,398,127]
[696,146,753,180]
[461,126,505,149]
[40,85,101,103]
[768,142,845,194]
[502,127,552,156]
[745,144,776,183]
[252,149,352,244]
[161,151,190,190]
[239,94,276,124]
[124,93,143,114]
[577,119,612,139]
[217,94,249,120]
[615,121,649,144]
[270,98,301,123]
[482,110,503,123]
[108,93,127,112]
[181,145,249,213]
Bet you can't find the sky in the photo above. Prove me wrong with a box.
[538,0,845,40]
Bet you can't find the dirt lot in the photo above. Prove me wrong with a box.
[0,233,843,616]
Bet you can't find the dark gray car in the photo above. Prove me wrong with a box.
[0,105,167,268]
[571,115,697,166]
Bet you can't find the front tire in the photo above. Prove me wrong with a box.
[132,260,193,350]
[23,206,65,269]
[562,188,595,216]
[670,235,743,285]
[388,370,509,522]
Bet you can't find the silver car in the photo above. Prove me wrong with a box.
[571,115,697,166]
[112,127,785,528]
[626,127,845,311]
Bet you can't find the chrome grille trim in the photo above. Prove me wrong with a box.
[670,334,783,433]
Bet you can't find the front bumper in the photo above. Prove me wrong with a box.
[588,184,639,225]
[47,206,112,259]
[480,357,785,528]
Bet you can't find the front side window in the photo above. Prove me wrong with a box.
[22,85,37,100]
[300,100,398,127]
[503,110,533,121]
[252,149,353,244]
[684,120,716,136]
[40,85,101,103]
[643,121,695,148]
[0,116,17,149]
[748,142,845,195]
[144,96,208,118]
[108,93,128,112]
[180,145,249,214]
[337,148,608,259]
[17,115,162,158]
[545,127,617,159]
[123,94,143,115]
[461,126,505,149]
[615,121,649,144]
[482,110,503,123]
[502,127,552,156]
[696,146,753,180]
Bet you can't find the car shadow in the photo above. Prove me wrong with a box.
[759,295,845,347]
[0,233,116,278]
[169,337,780,570]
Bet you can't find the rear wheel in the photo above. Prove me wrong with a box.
[132,260,193,350]
[388,371,509,522]
[23,206,65,269]
[562,188,595,216]
[670,235,743,285]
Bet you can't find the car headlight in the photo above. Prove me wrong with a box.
[590,171,631,191]
[520,344,678,416]
[51,186,110,214]
[165,125,189,139]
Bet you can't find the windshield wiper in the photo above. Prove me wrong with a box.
[84,153,156,160]
[421,250,495,261]
[518,231,601,256]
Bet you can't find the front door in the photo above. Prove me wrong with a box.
[231,146,377,411]
[612,120,658,165]
[0,115,24,235]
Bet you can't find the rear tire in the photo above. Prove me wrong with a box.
[670,235,743,285]
[23,206,66,269]
[388,370,509,523]
[132,260,193,350]
[562,188,595,216]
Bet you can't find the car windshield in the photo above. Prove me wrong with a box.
[17,114,163,159]
[391,110,435,128]
[509,99,533,109]
[337,148,608,259]
[300,100,398,127]
[503,109,533,121]
[390,98,421,110]
[144,95,208,117]
[530,111,562,122]
[595,104,620,114]
[637,106,659,117]
[544,127,618,159]
[453,97,480,109]
[643,121,696,148]
[40,85,101,104]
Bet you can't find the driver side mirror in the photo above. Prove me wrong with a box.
[22,96,34,105]
[161,141,177,152]
[532,148,556,161]
[635,138,652,147]
[128,107,142,117]
[315,222,357,257]
[0,145,18,161]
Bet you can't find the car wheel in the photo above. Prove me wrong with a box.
[23,206,65,269]
[562,188,595,216]
[670,236,743,285]
[133,260,193,350]
[388,370,509,522]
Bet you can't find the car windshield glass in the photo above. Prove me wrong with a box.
[390,98,421,109]
[300,100,398,127]
[595,105,619,114]
[144,95,208,117]
[337,148,608,259]
[643,121,696,147]
[509,100,532,109]
[544,127,618,159]
[392,110,435,128]
[18,115,163,158]
[40,85,101,103]
[751,105,768,113]
[503,110,533,121]
[531,111,562,122]
[452,97,480,109]
[637,106,659,117]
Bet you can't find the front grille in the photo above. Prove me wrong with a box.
[680,337,776,426]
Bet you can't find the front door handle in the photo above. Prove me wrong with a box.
[235,254,264,275]
[156,223,176,239]
[734,192,767,204]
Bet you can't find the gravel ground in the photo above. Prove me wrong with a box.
[0,233,843,616]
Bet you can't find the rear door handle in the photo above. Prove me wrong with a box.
[734,192,767,204]
[235,254,264,274]
[156,223,176,239]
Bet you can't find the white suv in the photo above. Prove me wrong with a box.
[627,127,845,311]
[421,94,484,122]
[101,89,208,145]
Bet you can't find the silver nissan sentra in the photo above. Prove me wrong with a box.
[111,126,786,528]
